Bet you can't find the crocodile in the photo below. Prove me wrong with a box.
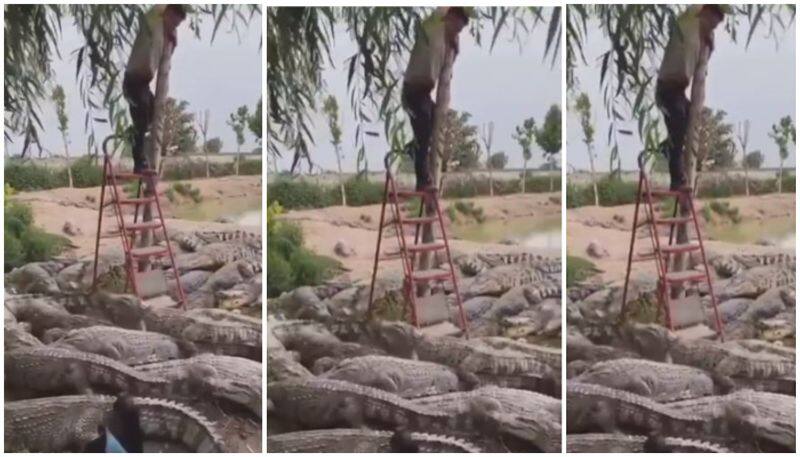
[566,433,730,453]
[5,347,172,398]
[5,261,65,294]
[216,275,261,310]
[143,307,261,361]
[718,265,795,299]
[411,386,562,452]
[4,293,111,336]
[4,394,224,452]
[714,252,796,278]
[175,241,261,272]
[334,320,557,395]
[456,252,560,277]
[567,381,728,437]
[573,358,715,402]
[45,325,192,365]
[477,336,562,371]
[266,428,483,453]
[319,355,461,398]
[175,269,213,295]
[466,264,549,297]
[5,323,44,351]
[566,330,639,363]
[667,390,796,450]
[174,229,260,252]
[186,259,262,308]
[137,353,261,417]
[267,378,483,433]
[267,348,313,382]
[272,319,385,367]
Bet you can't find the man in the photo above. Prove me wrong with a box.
[123,5,187,173]
[402,7,471,190]
[83,396,144,452]
[656,5,728,190]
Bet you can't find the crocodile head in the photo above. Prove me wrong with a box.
[91,291,146,329]
[216,289,252,310]
[365,320,422,358]
[617,322,675,362]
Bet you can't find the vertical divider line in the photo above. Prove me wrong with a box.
[559,3,568,454]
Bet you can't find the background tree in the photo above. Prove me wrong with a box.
[249,98,262,143]
[441,110,481,172]
[692,108,736,193]
[769,115,796,193]
[513,117,536,193]
[196,110,211,178]
[488,151,508,170]
[481,122,495,196]
[322,95,347,206]
[161,98,197,160]
[533,104,562,192]
[51,85,73,188]
[744,150,763,170]
[573,92,598,205]
[205,137,223,154]
[736,120,751,196]
[5,4,260,158]
[228,105,249,176]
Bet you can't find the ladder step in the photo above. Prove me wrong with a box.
[668,294,707,328]
[128,245,169,258]
[664,270,707,284]
[400,216,438,225]
[405,242,445,253]
[659,242,700,254]
[115,196,157,205]
[644,187,692,198]
[653,216,693,226]
[390,189,432,200]
[124,221,163,231]
[411,269,452,283]
[107,171,156,181]
[633,252,657,262]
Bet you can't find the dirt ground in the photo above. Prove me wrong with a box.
[11,176,262,259]
[281,192,562,282]
[567,193,796,282]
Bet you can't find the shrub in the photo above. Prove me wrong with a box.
[4,200,70,270]
[171,182,203,203]
[4,162,65,191]
[238,159,262,176]
[65,156,103,187]
[267,250,294,298]
[344,178,384,206]
[267,179,336,210]
[566,255,597,287]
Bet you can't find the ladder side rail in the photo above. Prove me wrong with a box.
[91,156,111,289]
[620,171,646,321]
[641,173,674,329]
[149,175,186,307]
[367,173,392,319]
[687,195,725,340]
[431,193,469,337]
[387,175,420,326]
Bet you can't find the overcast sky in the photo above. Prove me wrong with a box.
[566,12,796,171]
[5,9,262,157]
[271,7,561,173]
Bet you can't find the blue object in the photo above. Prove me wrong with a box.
[104,430,127,453]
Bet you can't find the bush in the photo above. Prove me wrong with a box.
[238,159,262,176]
[567,177,637,208]
[267,179,337,210]
[4,200,70,270]
[706,200,741,224]
[266,217,340,297]
[4,162,65,191]
[344,178,384,206]
[566,255,597,287]
[171,182,203,203]
[66,156,103,187]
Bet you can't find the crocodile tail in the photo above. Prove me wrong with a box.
[132,396,225,452]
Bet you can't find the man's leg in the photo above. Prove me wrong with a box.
[657,84,690,189]
[402,83,434,190]
[124,77,154,173]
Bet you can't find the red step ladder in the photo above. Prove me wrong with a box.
[620,152,724,340]
[91,135,185,307]
[367,156,469,336]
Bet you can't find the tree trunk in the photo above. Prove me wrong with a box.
[418,47,455,283]
[521,160,527,193]
[140,39,174,260]
[63,136,73,188]
[672,45,709,290]
[549,160,555,192]
[204,145,210,178]
[335,144,347,206]
[587,143,599,206]
[778,159,783,193]
[235,145,240,176]
[488,165,494,197]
